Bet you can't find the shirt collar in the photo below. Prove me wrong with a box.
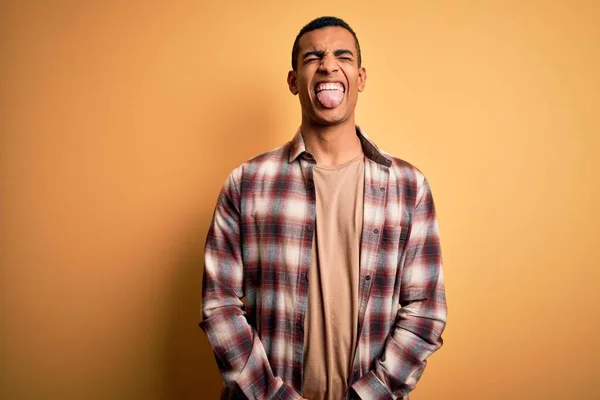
[288,126,392,167]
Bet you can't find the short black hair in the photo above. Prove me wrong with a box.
[291,16,362,71]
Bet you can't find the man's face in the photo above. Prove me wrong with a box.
[288,26,366,126]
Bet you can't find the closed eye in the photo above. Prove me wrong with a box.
[302,50,324,64]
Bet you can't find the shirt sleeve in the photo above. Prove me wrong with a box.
[351,176,447,400]
[200,169,302,400]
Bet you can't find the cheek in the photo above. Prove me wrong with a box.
[298,85,313,106]
[297,70,313,86]
[347,81,359,96]
[296,79,310,96]
[300,83,313,99]
[342,69,358,91]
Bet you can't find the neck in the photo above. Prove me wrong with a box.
[300,118,363,167]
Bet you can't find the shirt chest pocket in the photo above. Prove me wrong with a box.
[371,225,409,298]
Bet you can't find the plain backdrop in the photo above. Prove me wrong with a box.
[1,1,599,399]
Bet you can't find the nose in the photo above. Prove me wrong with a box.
[318,51,338,74]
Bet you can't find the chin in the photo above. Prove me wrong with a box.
[310,104,343,122]
[316,109,348,125]
[323,116,346,126]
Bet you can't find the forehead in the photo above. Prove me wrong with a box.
[298,26,357,52]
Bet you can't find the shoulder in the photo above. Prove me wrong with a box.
[376,148,436,207]
[359,126,427,188]
[225,141,292,185]
[380,149,427,188]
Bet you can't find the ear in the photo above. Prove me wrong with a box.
[287,70,299,95]
[357,67,367,92]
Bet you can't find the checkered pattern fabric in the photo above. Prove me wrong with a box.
[201,127,446,399]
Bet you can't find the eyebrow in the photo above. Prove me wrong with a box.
[302,49,355,59]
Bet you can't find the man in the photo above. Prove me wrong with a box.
[200,16,446,400]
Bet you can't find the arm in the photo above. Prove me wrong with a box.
[351,176,447,399]
[200,169,302,400]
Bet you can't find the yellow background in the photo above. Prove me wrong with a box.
[1,1,599,399]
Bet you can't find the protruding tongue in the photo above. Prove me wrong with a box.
[316,90,344,109]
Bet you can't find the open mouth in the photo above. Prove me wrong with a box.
[314,81,345,109]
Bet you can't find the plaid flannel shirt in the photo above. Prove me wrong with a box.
[200,127,447,400]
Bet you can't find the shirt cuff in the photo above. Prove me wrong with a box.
[351,371,395,400]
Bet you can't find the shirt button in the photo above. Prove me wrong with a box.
[296,321,303,329]
[373,229,379,234]
[365,275,371,281]
[306,225,312,231]
[380,187,385,192]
